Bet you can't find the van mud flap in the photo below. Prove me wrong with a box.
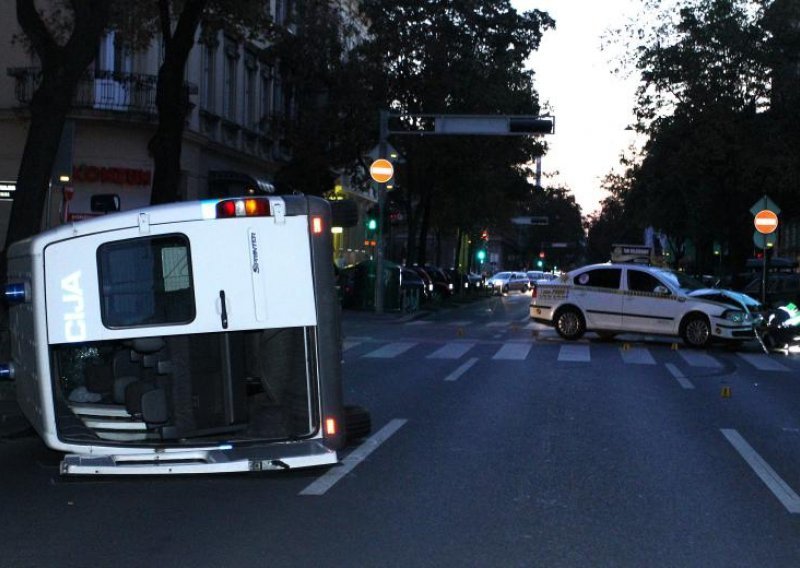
[60,441,337,475]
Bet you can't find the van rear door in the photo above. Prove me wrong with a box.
[44,209,317,344]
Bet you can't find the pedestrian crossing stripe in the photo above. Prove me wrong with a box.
[349,340,799,373]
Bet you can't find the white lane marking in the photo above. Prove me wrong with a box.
[300,419,407,496]
[558,344,590,362]
[621,347,656,365]
[447,320,473,327]
[362,342,417,358]
[343,340,362,351]
[665,363,694,389]
[678,350,722,368]
[721,428,800,514]
[492,342,531,360]
[404,320,432,326]
[427,342,476,359]
[444,357,479,381]
[486,321,511,328]
[737,353,791,372]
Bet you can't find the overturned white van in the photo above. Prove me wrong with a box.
[3,194,365,475]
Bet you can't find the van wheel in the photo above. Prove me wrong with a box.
[555,307,585,340]
[681,314,711,348]
[344,405,371,443]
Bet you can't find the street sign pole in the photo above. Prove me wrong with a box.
[750,195,781,306]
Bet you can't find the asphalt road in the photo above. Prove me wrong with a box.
[2,291,800,567]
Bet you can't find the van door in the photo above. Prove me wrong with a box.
[44,214,317,344]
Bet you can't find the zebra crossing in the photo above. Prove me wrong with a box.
[345,337,796,373]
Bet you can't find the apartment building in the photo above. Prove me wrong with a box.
[0,0,374,261]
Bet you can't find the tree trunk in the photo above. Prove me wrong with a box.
[149,0,207,205]
[5,81,71,247]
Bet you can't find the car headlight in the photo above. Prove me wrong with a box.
[722,309,746,323]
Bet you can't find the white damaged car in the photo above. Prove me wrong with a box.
[529,263,758,347]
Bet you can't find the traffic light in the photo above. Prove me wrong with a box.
[476,249,486,262]
[481,229,489,242]
[536,259,544,268]
[365,206,378,232]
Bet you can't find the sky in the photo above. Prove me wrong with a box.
[510,0,645,216]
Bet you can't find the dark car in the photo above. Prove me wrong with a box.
[743,273,800,309]
[424,265,454,299]
[406,265,435,301]
[444,268,468,295]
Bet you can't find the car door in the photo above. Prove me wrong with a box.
[571,267,623,329]
[621,268,679,333]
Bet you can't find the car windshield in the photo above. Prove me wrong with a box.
[654,269,705,292]
[492,272,510,279]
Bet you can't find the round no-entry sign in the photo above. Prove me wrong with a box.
[754,209,778,234]
[369,159,394,183]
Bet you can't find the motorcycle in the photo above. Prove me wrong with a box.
[758,302,800,353]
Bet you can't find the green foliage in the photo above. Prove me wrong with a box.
[355,0,554,263]
[610,0,800,273]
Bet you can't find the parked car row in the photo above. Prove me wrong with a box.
[338,260,487,311]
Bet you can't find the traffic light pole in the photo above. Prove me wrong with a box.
[372,110,555,313]
[374,110,389,313]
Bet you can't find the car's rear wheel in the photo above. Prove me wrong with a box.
[555,307,585,340]
[681,314,711,348]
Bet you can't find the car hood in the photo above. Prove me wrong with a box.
[688,288,762,310]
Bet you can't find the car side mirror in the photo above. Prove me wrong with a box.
[654,285,670,295]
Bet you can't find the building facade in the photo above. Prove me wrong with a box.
[0,0,375,264]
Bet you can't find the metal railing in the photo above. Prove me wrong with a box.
[7,67,197,117]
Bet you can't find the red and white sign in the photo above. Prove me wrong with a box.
[754,209,778,234]
[369,159,394,183]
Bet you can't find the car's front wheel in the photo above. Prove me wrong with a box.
[681,314,711,348]
[555,307,585,340]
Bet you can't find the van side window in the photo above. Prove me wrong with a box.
[97,235,196,327]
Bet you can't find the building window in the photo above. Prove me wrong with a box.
[200,28,219,112]
[223,37,239,121]
[244,50,257,129]
[260,64,274,132]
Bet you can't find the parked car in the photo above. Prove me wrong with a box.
[424,265,454,298]
[444,268,468,295]
[406,265,436,301]
[486,271,530,295]
[466,272,485,293]
[526,270,558,285]
[530,263,757,348]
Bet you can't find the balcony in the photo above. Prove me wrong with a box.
[7,67,197,118]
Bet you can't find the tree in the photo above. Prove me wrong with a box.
[147,0,272,204]
[269,0,376,195]
[614,0,799,273]
[356,0,554,264]
[7,0,111,248]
